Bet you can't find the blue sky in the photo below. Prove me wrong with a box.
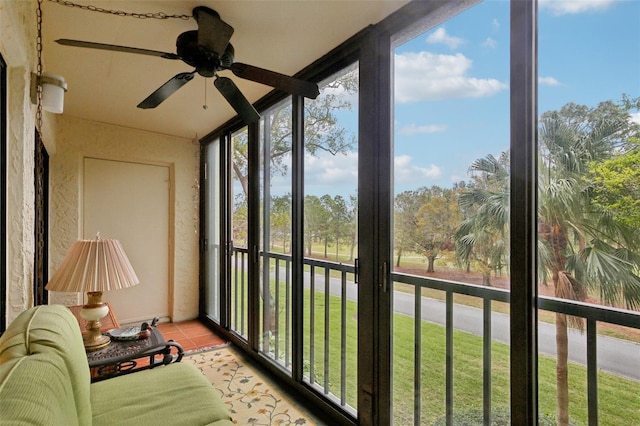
[297,0,639,197]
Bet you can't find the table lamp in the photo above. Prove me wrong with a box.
[46,237,139,351]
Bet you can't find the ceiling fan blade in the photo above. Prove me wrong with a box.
[229,63,320,99]
[193,7,234,57]
[137,72,195,109]
[214,77,260,124]
[56,39,180,60]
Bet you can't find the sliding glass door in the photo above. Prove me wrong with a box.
[391,2,511,423]
[201,1,640,424]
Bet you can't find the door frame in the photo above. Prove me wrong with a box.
[80,154,175,321]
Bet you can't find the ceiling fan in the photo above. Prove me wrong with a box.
[55,6,320,124]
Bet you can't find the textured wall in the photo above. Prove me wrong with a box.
[1,0,37,322]
[49,115,201,322]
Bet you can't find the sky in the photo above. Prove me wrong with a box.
[294,0,640,197]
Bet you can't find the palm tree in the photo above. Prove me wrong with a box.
[538,101,640,425]
[458,99,640,425]
[455,152,510,286]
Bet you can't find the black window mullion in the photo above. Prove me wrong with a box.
[358,26,393,425]
[0,53,6,334]
[291,94,305,383]
[509,0,539,423]
[221,133,232,329]
[247,121,261,351]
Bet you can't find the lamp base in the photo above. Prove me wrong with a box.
[80,291,111,352]
[83,333,111,352]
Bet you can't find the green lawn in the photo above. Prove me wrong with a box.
[231,254,640,425]
[259,285,640,425]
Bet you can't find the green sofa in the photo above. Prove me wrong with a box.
[0,304,233,426]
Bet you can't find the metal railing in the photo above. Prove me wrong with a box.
[227,247,640,424]
[392,272,640,425]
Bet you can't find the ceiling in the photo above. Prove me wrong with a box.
[42,0,410,140]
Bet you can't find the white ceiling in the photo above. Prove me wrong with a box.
[42,0,410,140]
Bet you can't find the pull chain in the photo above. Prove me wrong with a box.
[203,79,208,110]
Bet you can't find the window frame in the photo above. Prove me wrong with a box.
[0,53,7,334]
[198,1,540,423]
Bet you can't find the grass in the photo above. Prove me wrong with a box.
[249,281,640,425]
[228,248,640,424]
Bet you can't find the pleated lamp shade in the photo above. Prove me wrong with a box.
[46,238,140,293]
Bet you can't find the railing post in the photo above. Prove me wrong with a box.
[483,297,492,425]
[446,291,454,425]
[587,319,598,426]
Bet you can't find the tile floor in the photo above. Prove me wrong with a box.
[155,319,227,353]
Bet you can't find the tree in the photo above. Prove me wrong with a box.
[459,98,640,423]
[270,194,292,252]
[454,153,510,285]
[537,99,640,425]
[346,194,358,261]
[304,195,330,257]
[232,193,248,248]
[320,194,350,260]
[232,69,358,199]
[414,186,461,272]
[394,190,424,267]
[394,186,460,272]
[588,139,640,228]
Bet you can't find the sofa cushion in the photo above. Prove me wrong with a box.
[0,305,92,425]
[91,362,233,426]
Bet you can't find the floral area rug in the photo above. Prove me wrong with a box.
[183,346,319,425]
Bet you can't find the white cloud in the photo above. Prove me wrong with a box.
[630,112,640,125]
[482,37,497,49]
[398,123,447,136]
[539,0,616,15]
[539,76,562,86]
[491,18,500,32]
[394,51,507,103]
[394,155,442,184]
[303,152,358,194]
[426,27,464,50]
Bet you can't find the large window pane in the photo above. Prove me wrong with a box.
[538,2,640,425]
[258,98,294,368]
[231,127,249,339]
[204,138,221,322]
[392,2,510,423]
[303,63,359,414]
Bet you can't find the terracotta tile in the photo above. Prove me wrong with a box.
[152,320,226,353]
[182,327,214,337]
[156,323,179,333]
[191,334,225,347]
[176,320,202,329]
[161,330,187,341]
[177,339,198,352]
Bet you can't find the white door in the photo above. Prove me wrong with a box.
[83,157,170,324]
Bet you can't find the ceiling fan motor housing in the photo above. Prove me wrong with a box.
[176,31,234,77]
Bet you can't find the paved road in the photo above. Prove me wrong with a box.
[301,270,640,381]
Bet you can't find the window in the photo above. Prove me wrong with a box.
[201,2,640,424]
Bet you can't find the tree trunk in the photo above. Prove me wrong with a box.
[556,313,570,426]
[427,255,435,273]
[396,248,402,267]
[482,271,491,286]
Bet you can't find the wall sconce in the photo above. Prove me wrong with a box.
[31,72,68,114]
